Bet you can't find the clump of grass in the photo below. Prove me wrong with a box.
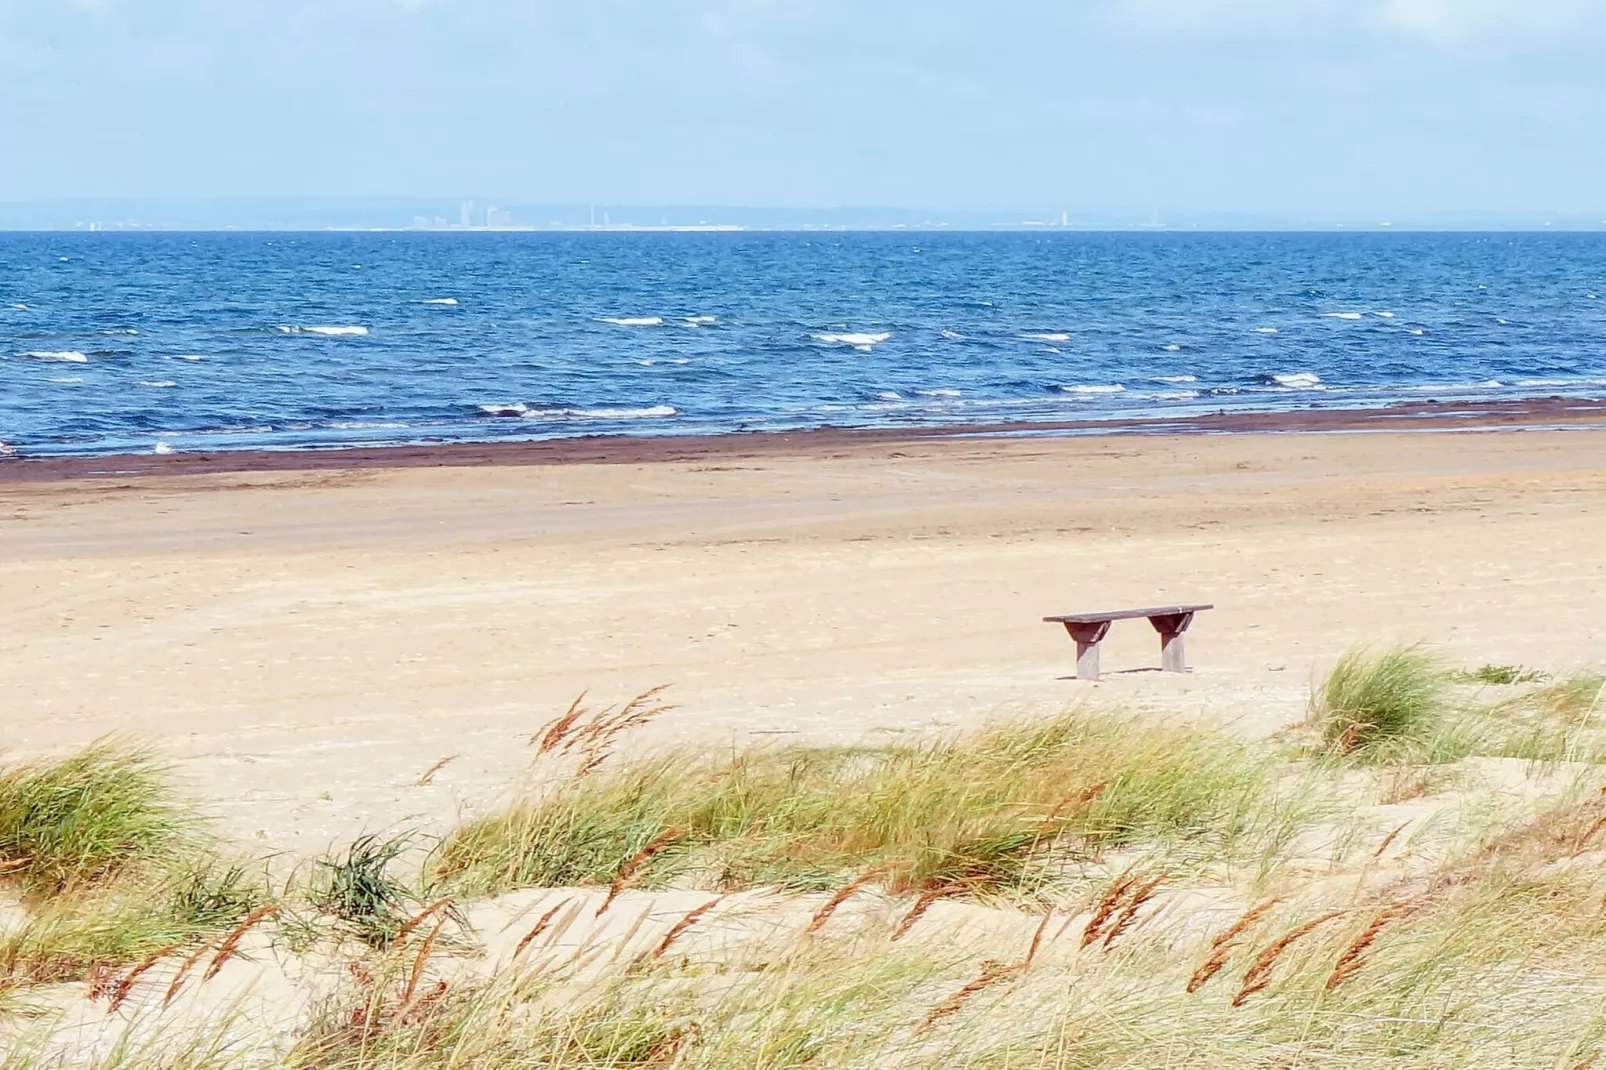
[1310,645,1454,761]
[0,740,185,898]
[1450,664,1551,686]
[309,833,420,948]
[431,710,1285,901]
[1476,671,1606,763]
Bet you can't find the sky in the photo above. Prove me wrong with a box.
[1,0,1604,220]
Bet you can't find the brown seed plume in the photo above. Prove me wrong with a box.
[415,756,458,786]
[514,897,575,960]
[1021,911,1054,971]
[1232,909,1346,1007]
[203,902,279,982]
[394,897,455,945]
[1081,868,1141,948]
[402,916,447,1005]
[915,963,1017,1035]
[1372,820,1412,859]
[805,864,893,935]
[891,885,953,942]
[163,939,218,1007]
[106,943,183,1014]
[1187,897,1278,994]
[532,693,588,752]
[1325,900,1412,991]
[647,897,722,960]
[597,827,682,917]
[1103,873,1164,949]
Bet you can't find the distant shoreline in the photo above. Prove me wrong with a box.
[5,396,1605,482]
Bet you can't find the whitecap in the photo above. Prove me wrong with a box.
[1589,293,1599,300]
[1154,375,1198,383]
[1041,346,1062,354]
[1149,391,1201,401]
[169,354,209,361]
[279,325,370,336]
[1253,327,1279,334]
[940,329,966,340]
[19,350,89,362]
[1321,312,1364,320]
[563,405,677,419]
[137,380,177,388]
[101,328,140,335]
[1270,372,1322,388]
[48,376,84,384]
[1373,311,1396,319]
[1514,378,1573,387]
[814,331,891,351]
[683,315,717,325]
[423,298,459,305]
[57,257,69,262]
[1163,344,1182,352]
[636,359,691,366]
[914,389,962,398]
[478,403,529,417]
[1410,329,1426,336]
[600,316,664,327]
[153,442,174,455]
[1060,384,1126,395]
[9,303,28,310]
[874,391,903,401]
[1021,332,1071,342]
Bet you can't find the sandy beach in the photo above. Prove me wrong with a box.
[3,415,1605,855]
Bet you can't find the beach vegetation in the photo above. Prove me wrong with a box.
[1309,644,1458,761]
[1450,663,1550,685]
[430,709,1290,902]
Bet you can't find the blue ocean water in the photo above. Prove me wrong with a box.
[2,231,1604,457]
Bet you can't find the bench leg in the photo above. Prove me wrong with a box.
[1064,621,1112,681]
[1148,612,1197,674]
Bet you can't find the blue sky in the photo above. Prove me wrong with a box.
[2,0,1603,217]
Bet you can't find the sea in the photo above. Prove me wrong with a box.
[2,231,1604,458]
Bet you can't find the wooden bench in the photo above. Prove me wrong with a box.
[1043,605,1213,681]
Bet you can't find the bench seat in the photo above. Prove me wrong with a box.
[1044,604,1213,680]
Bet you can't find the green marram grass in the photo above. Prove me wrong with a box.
[1310,644,1461,761]
[430,709,1288,900]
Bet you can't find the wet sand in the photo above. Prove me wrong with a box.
[3,412,1605,854]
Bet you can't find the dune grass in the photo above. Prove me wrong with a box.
[430,709,1294,903]
[0,742,263,996]
[1309,644,1463,762]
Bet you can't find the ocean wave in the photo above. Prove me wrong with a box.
[101,328,140,336]
[636,358,691,366]
[1021,332,1071,342]
[1374,311,1396,318]
[1060,384,1126,395]
[1410,329,1426,336]
[19,350,89,362]
[1265,372,1323,388]
[600,316,664,327]
[683,315,717,325]
[1163,344,1182,352]
[1154,375,1198,383]
[1321,312,1364,320]
[279,325,370,336]
[941,329,965,340]
[423,298,459,305]
[137,380,177,388]
[168,354,209,361]
[874,391,903,401]
[1253,327,1279,334]
[814,331,891,351]
[913,388,962,398]
[1146,390,1201,401]
[153,442,175,455]
[48,376,84,384]
[9,303,28,310]
[478,403,678,420]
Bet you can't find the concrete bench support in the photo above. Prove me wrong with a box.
[1044,604,1213,681]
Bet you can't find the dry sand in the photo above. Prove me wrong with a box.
[3,425,1605,855]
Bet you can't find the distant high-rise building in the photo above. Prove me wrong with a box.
[459,200,475,228]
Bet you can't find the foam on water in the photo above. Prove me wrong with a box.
[1374,311,1396,318]
[423,298,459,305]
[914,388,962,398]
[1154,375,1198,383]
[1061,384,1126,395]
[1021,332,1071,342]
[600,316,664,327]
[1268,372,1323,388]
[279,325,370,336]
[1254,327,1279,334]
[137,380,177,388]
[19,351,89,362]
[1164,344,1182,352]
[169,354,209,361]
[814,332,891,351]
[683,315,717,325]
[1321,312,1364,320]
[9,303,27,310]
[941,329,965,340]
[101,328,140,335]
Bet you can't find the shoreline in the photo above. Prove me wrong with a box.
[4,396,1606,482]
